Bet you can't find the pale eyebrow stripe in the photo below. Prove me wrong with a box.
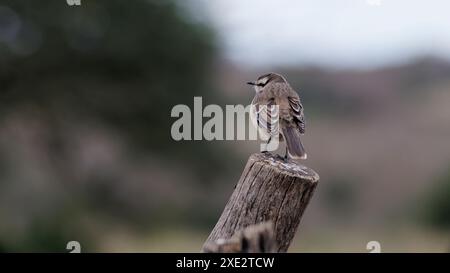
[257,73,272,81]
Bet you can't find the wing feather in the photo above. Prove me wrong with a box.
[288,96,305,134]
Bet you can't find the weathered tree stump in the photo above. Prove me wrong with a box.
[203,152,319,252]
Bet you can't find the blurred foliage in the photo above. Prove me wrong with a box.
[0,0,230,170]
[0,0,236,251]
[422,167,450,230]
[322,176,359,222]
[0,206,94,252]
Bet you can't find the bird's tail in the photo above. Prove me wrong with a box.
[282,125,307,160]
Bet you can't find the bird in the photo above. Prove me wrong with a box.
[248,72,307,160]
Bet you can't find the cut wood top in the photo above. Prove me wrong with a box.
[249,152,320,183]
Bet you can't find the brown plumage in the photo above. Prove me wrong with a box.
[248,73,307,160]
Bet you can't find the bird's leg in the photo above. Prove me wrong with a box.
[262,137,271,154]
[284,146,289,162]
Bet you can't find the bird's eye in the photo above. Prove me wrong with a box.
[257,83,265,87]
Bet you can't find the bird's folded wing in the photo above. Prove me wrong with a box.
[288,96,305,134]
[253,98,279,136]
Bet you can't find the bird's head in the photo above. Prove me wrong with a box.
[247,72,287,93]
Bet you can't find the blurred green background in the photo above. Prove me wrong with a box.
[0,0,449,252]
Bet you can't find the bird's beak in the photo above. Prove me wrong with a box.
[247,81,256,86]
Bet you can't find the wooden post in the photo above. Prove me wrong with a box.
[203,152,319,252]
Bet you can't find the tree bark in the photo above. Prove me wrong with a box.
[203,152,319,252]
